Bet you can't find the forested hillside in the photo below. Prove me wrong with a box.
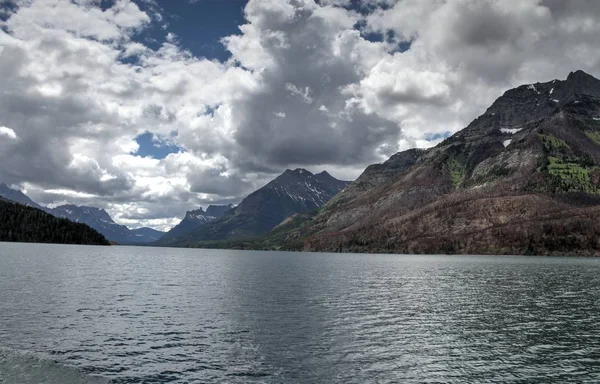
[0,199,110,246]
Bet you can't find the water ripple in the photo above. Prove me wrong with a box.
[1,244,600,383]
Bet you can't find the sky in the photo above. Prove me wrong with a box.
[1,0,600,231]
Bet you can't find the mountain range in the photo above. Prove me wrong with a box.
[0,185,164,244]
[249,70,600,256]
[50,205,165,244]
[159,204,234,242]
[0,169,348,247]
[157,169,350,246]
[3,70,600,255]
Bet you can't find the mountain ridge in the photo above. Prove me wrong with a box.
[246,70,600,256]
[159,204,234,242]
[50,204,165,244]
[158,168,350,246]
[0,183,45,210]
[0,185,165,244]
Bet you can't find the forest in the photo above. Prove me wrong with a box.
[0,199,110,246]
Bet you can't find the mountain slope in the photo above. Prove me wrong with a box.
[0,198,110,245]
[160,169,349,246]
[0,183,45,210]
[264,70,600,256]
[160,204,234,242]
[51,205,164,244]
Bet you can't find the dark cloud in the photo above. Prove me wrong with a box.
[223,2,401,172]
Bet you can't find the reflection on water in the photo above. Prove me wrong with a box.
[0,242,599,383]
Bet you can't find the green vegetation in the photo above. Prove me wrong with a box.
[585,131,600,145]
[538,133,600,194]
[445,156,466,187]
[547,156,599,194]
[0,199,110,245]
[540,133,570,152]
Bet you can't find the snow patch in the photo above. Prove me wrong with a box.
[594,117,600,121]
[551,99,559,103]
[527,84,540,94]
[549,87,554,95]
[503,139,512,147]
[500,128,522,134]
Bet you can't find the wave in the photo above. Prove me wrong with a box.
[0,348,109,384]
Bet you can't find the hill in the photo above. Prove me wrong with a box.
[0,198,110,246]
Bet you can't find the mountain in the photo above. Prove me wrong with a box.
[0,198,110,245]
[256,70,600,256]
[129,227,166,243]
[0,183,45,210]
[160,204,234,242]
[205,204,234,218]
[159,169,350,246]
[50,205,164,244]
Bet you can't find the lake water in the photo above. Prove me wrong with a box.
[0,243,599,383]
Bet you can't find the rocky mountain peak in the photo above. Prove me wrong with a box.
[567,69,599,83]
[185,207,206,217]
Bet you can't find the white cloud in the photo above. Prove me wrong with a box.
[0,126,18,140]
[1,0,600,230]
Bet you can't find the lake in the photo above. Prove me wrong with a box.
[0,243,599,383]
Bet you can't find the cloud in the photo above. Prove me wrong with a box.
[1,0,600,230]
[0,126,17,139]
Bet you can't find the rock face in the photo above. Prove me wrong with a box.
[160,169,350,246]
[268,70,600,256]
[160,204,234,242]
[50,205,164,244]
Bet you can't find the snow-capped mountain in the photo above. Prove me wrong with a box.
[160,204,234,242]
[50,204,164,244]
[158,169,350,245]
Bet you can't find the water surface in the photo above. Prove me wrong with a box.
[0,243,599,383]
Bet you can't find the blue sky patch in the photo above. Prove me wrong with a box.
[134,132,183,159]
[425,131,452,141]
[131,0,247,62]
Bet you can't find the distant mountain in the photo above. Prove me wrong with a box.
[0,198,109,245]
[258,70,600,256]
[129,227,166,243]
[50,205,164,244]
[160,204,234,242]
[159,169,350,246]
[0,183,45,210]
